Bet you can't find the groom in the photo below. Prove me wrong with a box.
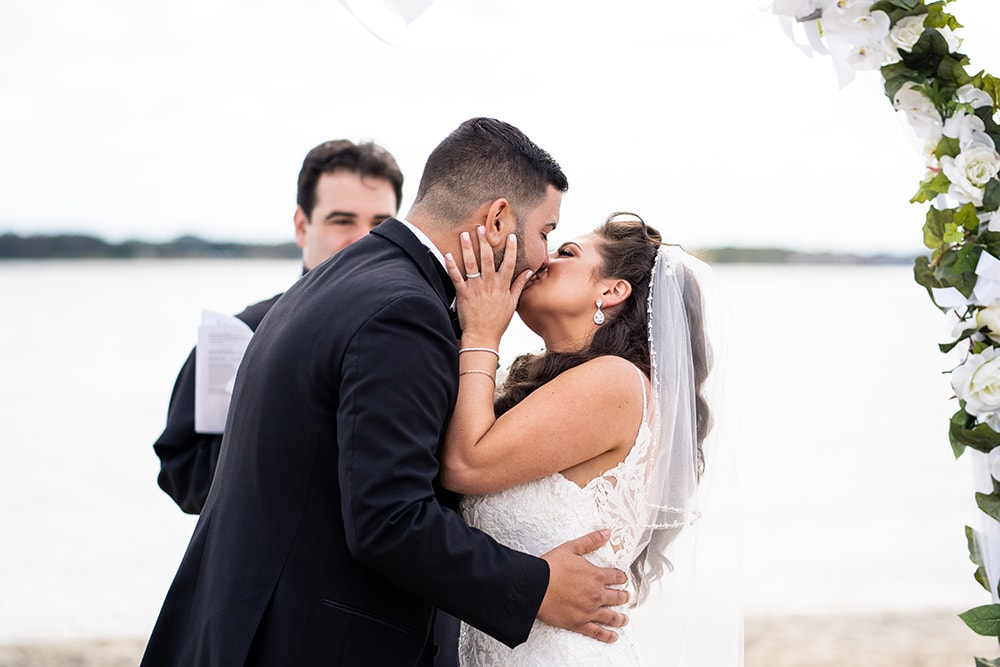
[140,118,629,666]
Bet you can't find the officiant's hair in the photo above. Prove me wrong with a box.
[296,140,404,219]
[410,117,568,225]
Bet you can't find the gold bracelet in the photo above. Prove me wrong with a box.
[460,369,496,385]
[459,347,500,359]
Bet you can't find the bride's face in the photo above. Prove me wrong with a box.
[517,232,607,334]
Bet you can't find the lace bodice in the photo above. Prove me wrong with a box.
[457,367,651,667]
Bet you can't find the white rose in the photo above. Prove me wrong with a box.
[889,15,925,51]
[894,82,942,142]
[881,37,902,64]
[952,346,1000,424]
[941,143,1000,205]
[978,305,1000,344]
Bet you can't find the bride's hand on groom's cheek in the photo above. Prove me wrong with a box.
[536,529,630,644]
[445,226,532,343]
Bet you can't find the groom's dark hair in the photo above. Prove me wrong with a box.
[411,117,568,225]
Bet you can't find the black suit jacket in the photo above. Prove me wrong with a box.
[141,219,549,666]
[153,293,282,514]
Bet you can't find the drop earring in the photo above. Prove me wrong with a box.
[593,299,605,325]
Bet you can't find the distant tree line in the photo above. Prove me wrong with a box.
[0,233,301,259]
[699,246,912,265]
[0,232,914,264]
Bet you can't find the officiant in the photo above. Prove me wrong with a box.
[151,139,404,514]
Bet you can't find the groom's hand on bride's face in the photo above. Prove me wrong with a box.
[536,529,630,644]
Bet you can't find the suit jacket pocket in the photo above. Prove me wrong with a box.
[322,598,418,636]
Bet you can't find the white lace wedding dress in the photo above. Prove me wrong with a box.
[458,367,651,667]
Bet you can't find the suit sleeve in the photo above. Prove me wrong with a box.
[337,294,549,648]
[152,294,281,514]
[153,347,224,514]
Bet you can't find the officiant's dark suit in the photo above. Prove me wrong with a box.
[140,217,549,666]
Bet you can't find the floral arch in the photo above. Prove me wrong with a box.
[769,0,1000,661]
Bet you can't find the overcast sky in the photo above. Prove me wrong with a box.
[3,1,1000,252]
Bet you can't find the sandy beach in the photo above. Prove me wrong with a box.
[1,611,997,666]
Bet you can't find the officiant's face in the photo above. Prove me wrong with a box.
[294,170,398,271]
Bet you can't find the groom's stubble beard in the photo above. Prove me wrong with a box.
[491,218,528,282]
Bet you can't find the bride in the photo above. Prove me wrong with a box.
[441,213,741,666]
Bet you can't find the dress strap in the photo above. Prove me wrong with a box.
[631,364,650,425]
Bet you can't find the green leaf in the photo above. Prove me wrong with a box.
[915,256,945,303]
[923,206,949,248]
[974,657,1000,667]
[985,179,1000,213]
[977,492,1000,523]
[956,203,981,234]
[973,73,1000,114]
[949,409,1000,456]
[912,172,952,204]
[935,243,979,297]
[939,326,984,353]
[961,604,1000,636]
[943,222,963,243]
[967,525,992,592]
[901,27,952,74]
[873,0,921,10]
[881,62,924,102]
[938,53,972,88]
[974,339,993,355]
[963,246,991,274]
[872,1,926,28]
[982,231,1000,259]
[925,2,962,31]
[934,135,962,159]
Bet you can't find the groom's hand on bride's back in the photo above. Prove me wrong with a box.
[537,529,629,643]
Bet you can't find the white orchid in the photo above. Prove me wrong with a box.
[847,42,886,70]
[943,110,994,149]
[957,84,995,111]
[770,0,829,20]
[823,2,890,39]
[894,82,943,143]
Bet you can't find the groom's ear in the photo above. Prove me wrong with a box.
[483,198,514,249]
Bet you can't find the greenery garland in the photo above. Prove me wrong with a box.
[770,0,1000,662]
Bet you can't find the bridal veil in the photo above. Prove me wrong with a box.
[628,244,744,666]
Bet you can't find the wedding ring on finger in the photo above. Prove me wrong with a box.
[466,272,482,279]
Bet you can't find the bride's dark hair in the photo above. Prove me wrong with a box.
[494,212,713,601]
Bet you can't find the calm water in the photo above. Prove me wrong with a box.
[0,259,989,641]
